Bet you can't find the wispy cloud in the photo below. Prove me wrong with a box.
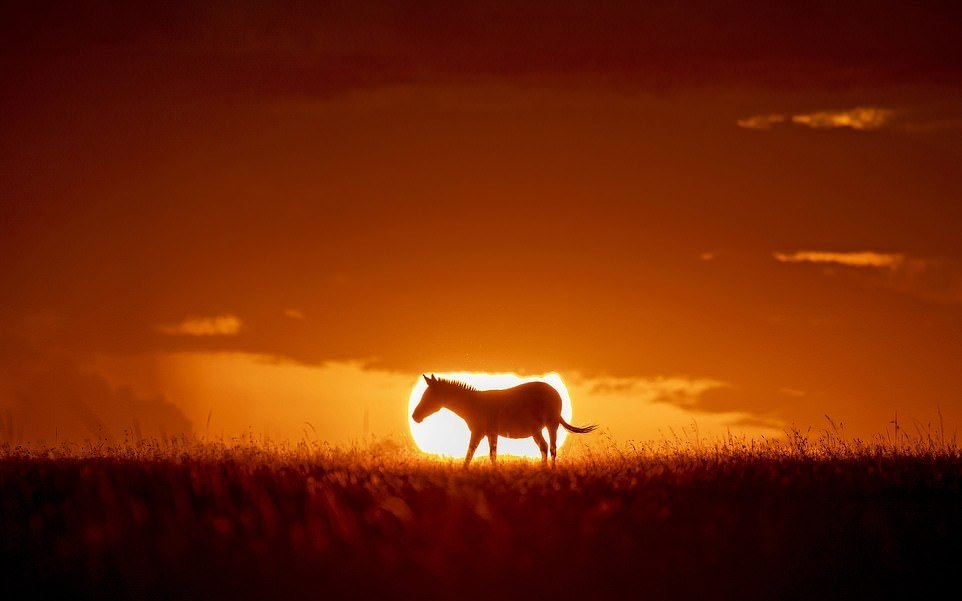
[567,374,784,438]
[773,250,905,269]
[774,250,962,304]
[778,387,807,398]
[582,374,723,402]
[157,315,242,336]
[736,113,786,130]
[791,107,894,130]
[739,106,894,131]
[284,309,306,320]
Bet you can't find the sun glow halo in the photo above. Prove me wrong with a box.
[407,372,573,459]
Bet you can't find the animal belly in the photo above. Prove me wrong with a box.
[500,429,538,439]
[496,412,542,438]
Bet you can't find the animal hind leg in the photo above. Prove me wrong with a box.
[464,431,483,467]
[532,430,549,464]
[547,423,559,465]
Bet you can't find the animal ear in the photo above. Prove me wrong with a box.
[423,374,433,386]
[430,374,438,382]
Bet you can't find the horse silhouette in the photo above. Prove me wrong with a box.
[412,374,597,465]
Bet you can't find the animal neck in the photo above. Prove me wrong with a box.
[442,388,478,418]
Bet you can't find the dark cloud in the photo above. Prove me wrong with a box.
[0,330,192,444]
[2,0,962,105]
[0,361,192,444]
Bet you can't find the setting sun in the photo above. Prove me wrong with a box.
[408,372,573,458]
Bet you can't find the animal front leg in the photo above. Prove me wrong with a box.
[487,434,498,464]
[532,430,549,464]
[464,431,483,467]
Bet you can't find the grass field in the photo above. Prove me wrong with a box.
[2,433,960,600]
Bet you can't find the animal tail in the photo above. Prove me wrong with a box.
[559,416,598,434]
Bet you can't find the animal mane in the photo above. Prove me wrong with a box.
[434,377,476,393]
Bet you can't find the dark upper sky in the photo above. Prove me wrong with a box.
[3,1,962,441]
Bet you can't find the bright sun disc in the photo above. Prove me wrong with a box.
[407,372,573,459]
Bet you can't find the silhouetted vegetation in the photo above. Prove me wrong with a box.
[2,433,960,600]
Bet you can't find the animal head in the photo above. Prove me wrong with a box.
[412,374,442,423]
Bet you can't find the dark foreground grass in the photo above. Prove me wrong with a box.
[1,438,960,601]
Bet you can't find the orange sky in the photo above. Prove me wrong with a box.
[3,2,962,446]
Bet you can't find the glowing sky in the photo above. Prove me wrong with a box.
[2,2,962,445]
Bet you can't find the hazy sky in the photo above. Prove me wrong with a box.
[3,1,962,445]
